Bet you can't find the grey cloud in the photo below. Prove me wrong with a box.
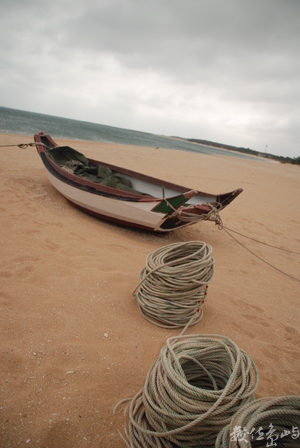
[0,0,299,157]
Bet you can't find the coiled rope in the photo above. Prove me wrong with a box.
[114,334,258,447]
[215,395,300,447]
[133,241,214,329]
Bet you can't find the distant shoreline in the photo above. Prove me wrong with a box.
[184,137,299,165]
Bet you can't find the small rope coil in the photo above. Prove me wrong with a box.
[215,395,300,447]
[133,241,214,329]
[114,334,258,447]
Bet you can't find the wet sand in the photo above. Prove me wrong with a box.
[1,132,299,447]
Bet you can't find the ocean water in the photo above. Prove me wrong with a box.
[0,106,256,160]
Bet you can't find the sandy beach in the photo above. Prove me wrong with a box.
[1,132,299,447]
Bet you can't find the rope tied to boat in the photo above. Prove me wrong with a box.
[215,395,300,447]
[133,241,214,329]
[114,334,258,447]
[177,202,224,229]
[0,142,48,149]
[164,196,224,229]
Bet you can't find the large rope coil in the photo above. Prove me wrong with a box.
[115,334,258,447]
[133,241,214,329]
[215,395,300,447]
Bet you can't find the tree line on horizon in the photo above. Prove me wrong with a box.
[187,138,300,165]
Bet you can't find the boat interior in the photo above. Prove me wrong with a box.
[46,144,217,204]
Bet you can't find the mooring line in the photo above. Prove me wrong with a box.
[223,226,300,255]
[222,227,300,283]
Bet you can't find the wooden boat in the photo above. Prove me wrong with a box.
[34,133,243,232]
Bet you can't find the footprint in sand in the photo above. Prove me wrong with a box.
[232,298,264,314]
[241,313,271,327]
[16,265,36,279]
[0,291,13,307]
[0,271,14,279]
[282,325,300,347]
[14,255,41,263]
[0,263,37,280]
[25,229,41,236]
[44,238,61,252]
[106,243,130,251]
[69,231,87,242]
[231,321,255,339]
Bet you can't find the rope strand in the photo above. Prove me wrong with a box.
[0,142,48,149]
[222,227,300,283]
[223,226,300,255]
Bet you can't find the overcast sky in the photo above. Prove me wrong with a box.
[1,0,299,157]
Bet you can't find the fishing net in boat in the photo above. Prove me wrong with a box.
[48,145,146,194]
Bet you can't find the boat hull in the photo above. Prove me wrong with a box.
[45,169,177,232]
